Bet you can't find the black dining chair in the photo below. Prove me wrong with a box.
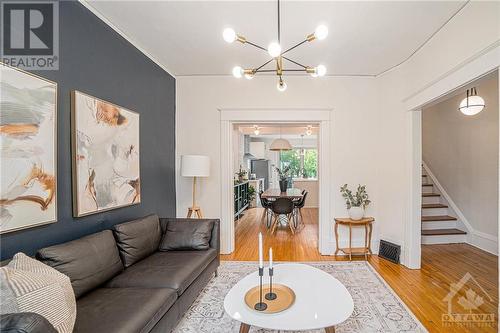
[259,190,273,228]
[293,191,308,229]
[270,198,295,235]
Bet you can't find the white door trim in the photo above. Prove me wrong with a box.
[403,44,500,269]
[218,108,333,254]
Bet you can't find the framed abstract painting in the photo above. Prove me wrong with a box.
[71,91,140,217]
[0,63,58,233]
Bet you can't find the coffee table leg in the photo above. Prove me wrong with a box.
[239,323,250,333]
[325,326,336,333]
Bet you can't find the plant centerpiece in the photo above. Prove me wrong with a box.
[340,184,371,220]
[275,166,291,192]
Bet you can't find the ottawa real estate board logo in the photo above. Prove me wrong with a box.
[1,1,59,70]
[442,272,495,329]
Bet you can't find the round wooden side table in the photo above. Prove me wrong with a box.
[334,217,374,261]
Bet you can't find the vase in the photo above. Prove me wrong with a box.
[279,180,288,192]
[348,207,364,220]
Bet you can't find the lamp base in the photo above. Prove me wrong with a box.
[187,206,203,218]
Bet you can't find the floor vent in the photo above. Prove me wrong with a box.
[379,240,401,264]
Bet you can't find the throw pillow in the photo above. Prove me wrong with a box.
[159,220,214,251]
[1,253,76,333]
[113,214,162,267]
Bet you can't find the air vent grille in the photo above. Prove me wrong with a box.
[379,240,401,264]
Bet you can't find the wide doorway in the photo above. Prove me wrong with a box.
[227,123,322,261]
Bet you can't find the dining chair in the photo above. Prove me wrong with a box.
[293,191,308,229]
[259,190,273,228]
[270,198,295,235]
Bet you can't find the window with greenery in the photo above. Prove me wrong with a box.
[280,148,318,179]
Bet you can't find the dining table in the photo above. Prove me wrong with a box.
[260,187,304,200]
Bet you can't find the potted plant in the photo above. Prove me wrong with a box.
[235,166,247,183]
[248,185,256,208]
[340,184,371,220]
[275,166,291,192]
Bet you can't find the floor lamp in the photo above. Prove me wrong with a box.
[181,155,210,218]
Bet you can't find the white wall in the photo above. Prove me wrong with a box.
[423,73,499,237]
[176,1,500,266]
[375,1,499,265]
[176,76,381,254]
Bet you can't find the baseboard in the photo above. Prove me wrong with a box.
[468,231,498,255]
[326,238,379,256]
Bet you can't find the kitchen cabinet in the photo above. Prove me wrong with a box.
[234,181,249,220]
[250,142,266,159]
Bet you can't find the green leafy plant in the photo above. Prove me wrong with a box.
[248,185,256,202]
[275,166,291,181]
[340,184,371,209]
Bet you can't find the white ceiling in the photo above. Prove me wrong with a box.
[86,0,466,76]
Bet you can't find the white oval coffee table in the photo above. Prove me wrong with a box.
[224,263,353,332]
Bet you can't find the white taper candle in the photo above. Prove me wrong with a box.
[258,232,263,268]
[269,248,273,269]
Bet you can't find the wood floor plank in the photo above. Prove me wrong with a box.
[221,208,498,332]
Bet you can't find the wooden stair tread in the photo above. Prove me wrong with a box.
[422,203,448,209]
[422,228,466,236]
[422,193,440,197]
[422,215,457,222]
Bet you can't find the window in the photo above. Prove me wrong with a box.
[280,148,318,179]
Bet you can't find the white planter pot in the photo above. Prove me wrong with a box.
[348,207,364,220]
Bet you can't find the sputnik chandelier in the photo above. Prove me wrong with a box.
[222,0,328,91]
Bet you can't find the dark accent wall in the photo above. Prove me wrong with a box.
[1,1,176,260]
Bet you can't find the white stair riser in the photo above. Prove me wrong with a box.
[422,186,434,194]
[421,208,448,216]
[422,196,441,204]
[422,221,457,230]
[421,234,466,244]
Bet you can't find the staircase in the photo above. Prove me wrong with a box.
[421,168,467,244]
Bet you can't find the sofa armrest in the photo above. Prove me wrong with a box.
[0,313,57,333]
[159,218,220,253]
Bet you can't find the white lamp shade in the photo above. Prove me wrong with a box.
[459,95,485,116]
[181,155,210,177]
[269,138,293,151]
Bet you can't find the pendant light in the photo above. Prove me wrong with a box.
[253,125,260,135]
[459,87,485,116]
[270,126,292,151]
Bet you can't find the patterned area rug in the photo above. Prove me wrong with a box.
[173,261,427,333]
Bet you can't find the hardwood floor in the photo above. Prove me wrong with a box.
[221,208,499,332]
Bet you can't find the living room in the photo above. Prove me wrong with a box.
[1,1,499,332]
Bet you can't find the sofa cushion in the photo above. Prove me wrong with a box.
[74,287,177,333]
[113,214,162,267]
[106,249,217,296]
[1,253,76,333]
[159,219,214,251]
[36,230,123,298]
[0,312,58,333]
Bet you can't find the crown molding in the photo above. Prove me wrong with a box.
[78,0,176,78]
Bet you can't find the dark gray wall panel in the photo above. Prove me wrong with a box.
[1,1,176,260]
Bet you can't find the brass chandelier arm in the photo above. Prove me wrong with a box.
[244,40,268,52]
[254,69,309,74]
[254,59,274,72]
[281,39,309,56]
[282,56,308,69]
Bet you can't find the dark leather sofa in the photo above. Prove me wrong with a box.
[1,215,220,333]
